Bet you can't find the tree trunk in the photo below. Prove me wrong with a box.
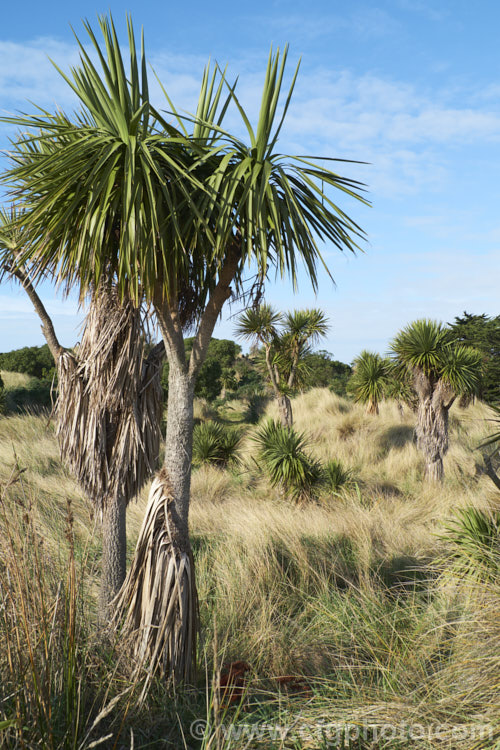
[111,365,198,690]
[113,250,240,691]
[415,383,449,481]
[163,367,195,531]
[277,393,293,427]
[98,493,127,619]
[425,456,444,481]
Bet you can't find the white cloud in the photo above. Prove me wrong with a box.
[1,35,500,204]
[264,6,401,41]
[0,38,81,111]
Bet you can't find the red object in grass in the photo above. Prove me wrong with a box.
[218,661,252,708]
[275,675,312,698]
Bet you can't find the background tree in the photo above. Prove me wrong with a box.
[448,312,500,405]
[235,305,329,426]
[3,18,366,685]
[300,350,352,395]
[0,344,55,379]
[348,350,390,415]
[389,319,481,480]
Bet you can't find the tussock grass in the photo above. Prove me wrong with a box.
[0,390,498,748]
[0,370,32,389]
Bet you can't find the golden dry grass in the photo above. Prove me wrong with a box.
[0,390,498,748]
[0,370,32,388]
[191,392,496,562]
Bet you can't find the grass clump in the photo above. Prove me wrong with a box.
[321,458,356,495]
[252,419,323,502]
[193,421,242,468]
[441,506,500,582]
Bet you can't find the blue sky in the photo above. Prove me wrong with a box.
[1,0,499,362]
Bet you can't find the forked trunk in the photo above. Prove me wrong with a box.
[277,393,293,427]
[98,493,127,619]
[113,248,240,690]
[112,367,198,689]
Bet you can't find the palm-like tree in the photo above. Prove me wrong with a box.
[390,319,481,480]
[2,17,366,684]
[0,208,163,612]
[236,305,328,426]
[349,350,390,415]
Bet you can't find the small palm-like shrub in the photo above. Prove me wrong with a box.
[349,350,390,415]
[245,391,268,424]
[192,422,242,468]
[442,506,500,581]
[253,419,322,502]
[322,458,355,494]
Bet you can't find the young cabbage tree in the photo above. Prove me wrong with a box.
[349,350,390,415]
[2,16,366,684]
[235,305,328,426]
[390,319,481,480]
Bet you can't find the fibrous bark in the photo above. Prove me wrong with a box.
[413,372,454,481]
[114,248,240,685]
[264,344,294,427]
[3,266,164,610]
[112,367,198,689]
[112,469,197,695]
[277,393,293,427]
[56,287,163,610]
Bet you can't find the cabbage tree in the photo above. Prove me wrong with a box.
[2,16,367,683]
[349,350,390,415]
[236,305,328,426]
[0,207,163,613]
[390,320,481,480]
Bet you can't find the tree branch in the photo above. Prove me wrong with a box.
[8,265,64,362]
[287,349,300,390]
[483,452,500,491]
[188,243,241,380]
[155,298,187,373]
[265,343,280,396]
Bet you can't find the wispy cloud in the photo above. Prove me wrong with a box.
[0,38,80,111]
[264,6,401,41]
[395,0,448,22]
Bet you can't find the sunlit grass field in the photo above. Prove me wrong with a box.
[0,390,499,748]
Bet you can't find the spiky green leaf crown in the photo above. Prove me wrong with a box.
[2,15,367,314]
[390,319,482,394]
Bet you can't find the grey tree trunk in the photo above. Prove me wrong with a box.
[277,393,293,427]
[111,358,199,686]
[415,379,450,481]
[425,456,444,481]
[164,364,195,535]
[99,493,127,617]
[112,249,241,688]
